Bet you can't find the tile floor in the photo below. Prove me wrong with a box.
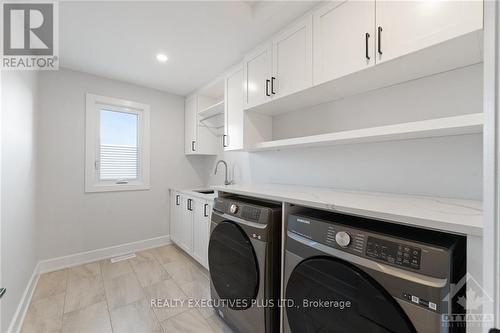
[21,244,233,333]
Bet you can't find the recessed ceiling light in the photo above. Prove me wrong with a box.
[156,53,168,63]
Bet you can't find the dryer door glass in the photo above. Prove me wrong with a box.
[286,256,416,333]
[208,220,259,310]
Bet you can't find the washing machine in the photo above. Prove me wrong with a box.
[283,208,466,333]
[208,196,282,333]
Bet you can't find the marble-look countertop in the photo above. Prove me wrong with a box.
[212,184,483,236]
[169,188,216,201]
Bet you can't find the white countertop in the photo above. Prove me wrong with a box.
[169,188,216,201]
[212,184,483,236]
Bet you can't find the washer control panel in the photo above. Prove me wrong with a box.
[366,236,421,270]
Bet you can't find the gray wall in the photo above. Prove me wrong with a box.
[1,71,40,332]
[36,69,210,260]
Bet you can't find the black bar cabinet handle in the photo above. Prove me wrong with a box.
[271,77,276,94]
[365,33,370,60]
[176,195,180,205]
[187,199,192,211]
[204,204,209,217]
[265,79,271,97]
[377,26,383,55]
[191,140,196,152]
[223,134,228,148]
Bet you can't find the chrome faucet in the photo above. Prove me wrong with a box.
[214,160,231,185]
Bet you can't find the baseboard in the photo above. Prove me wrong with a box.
[38,234,171,273]
[7,235,170,332]
[7,263,40,333]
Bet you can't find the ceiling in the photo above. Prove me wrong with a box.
[60,1,317,96]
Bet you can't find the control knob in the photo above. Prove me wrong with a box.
[335,231,351,248]
[230,204,239,214]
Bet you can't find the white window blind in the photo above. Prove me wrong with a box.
[98,109,139,181]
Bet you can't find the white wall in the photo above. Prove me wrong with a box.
[37,69,210,260]
[1,72,39,332]
[208,65,483,200]
[273,64,483,139]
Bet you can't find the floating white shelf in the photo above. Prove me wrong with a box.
[198,100,224,118]
[199,112,224,129]
[247,113,483,152]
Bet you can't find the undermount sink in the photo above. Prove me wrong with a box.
[192,189,214,194]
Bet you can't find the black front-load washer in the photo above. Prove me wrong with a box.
[209,196,282,333]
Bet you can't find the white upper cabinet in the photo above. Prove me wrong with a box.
[272,15,313,98]
[224,65,245,151]
[184,95,198,154]
[313,0,375,85]
[185,90,221,155]
[375,0,483,64]
[244,44,272,109]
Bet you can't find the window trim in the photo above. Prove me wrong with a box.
[85,93,151,193]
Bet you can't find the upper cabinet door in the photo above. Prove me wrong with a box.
[272,15,313,99]
[184,95,197,154]
[224,65,245,151]
[376,0,483,64]
[313,0,375,85]
[243,44,272,109]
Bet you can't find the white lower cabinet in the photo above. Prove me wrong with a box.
[192,198,211,269]
[170,191,211,269]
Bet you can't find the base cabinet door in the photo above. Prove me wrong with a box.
[170,192,182,244]
[313,0,375,85]
[192,199,210,269]
[177,196,194,254]
[375,0,483,64]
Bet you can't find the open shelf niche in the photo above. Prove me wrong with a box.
[243,63,484,152]
[197,79,225,138]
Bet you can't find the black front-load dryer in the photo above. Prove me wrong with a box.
[284,209,466,333]
[209,196,282,333]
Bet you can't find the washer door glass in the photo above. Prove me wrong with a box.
[286,256,416,333]
[208,220,259,310]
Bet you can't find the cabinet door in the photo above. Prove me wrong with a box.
[192,199,210,269]
[376,0,483,64]
[243,44,272,109]
[272,15,313,98]
[184,95,197,154]
[224,65,244,151]
[178,196,194,254]
[313,0,375,85]
[170,192,182,244]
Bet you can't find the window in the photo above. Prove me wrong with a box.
[85,93,150,192]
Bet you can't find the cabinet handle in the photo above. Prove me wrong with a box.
[271,77,276,94]
[191,141,196,152]
[223,134,228,148]
[204,204,209,217]
[365,33,370,60]
[176,195,180,206]
[377,26,383,55]
[265,79,271,97]
[187,199,192,211]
